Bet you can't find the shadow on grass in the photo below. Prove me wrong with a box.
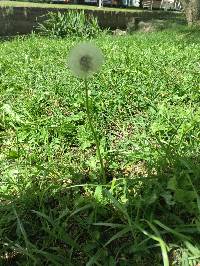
[0,152,200,265]
[0,36,16,42]
[175,25,200,44]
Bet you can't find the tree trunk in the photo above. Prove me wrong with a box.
[182,0,200,25]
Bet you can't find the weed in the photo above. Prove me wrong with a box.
[37,11,103,39]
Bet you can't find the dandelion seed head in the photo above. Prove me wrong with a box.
[68,42,104,78]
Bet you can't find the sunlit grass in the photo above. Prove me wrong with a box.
[0,0,145,12]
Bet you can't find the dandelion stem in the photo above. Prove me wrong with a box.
[84,79,106,184]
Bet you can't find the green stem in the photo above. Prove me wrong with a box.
[84,79,106,184]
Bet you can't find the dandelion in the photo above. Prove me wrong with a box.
[68,42,106,183]
[68,42,104,78]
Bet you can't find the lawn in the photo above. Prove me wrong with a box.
[0,27,200,265]
[0,0,145,12]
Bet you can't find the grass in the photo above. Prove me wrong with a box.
[0,26,200,265]
[0,0,145,12]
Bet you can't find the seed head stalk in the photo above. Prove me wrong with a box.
[84,79,106,184]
